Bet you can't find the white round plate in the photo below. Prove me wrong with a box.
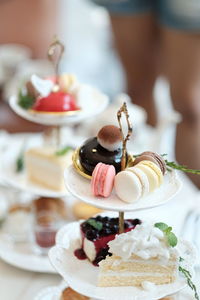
[2,169,68,198]
[9,85,109,126]
[34,282,67,300]
[34,286,61,300]
[49,222,196,300]
[34,281,97,300]
[34,283,194,300]
[1,144,69,198]
[64,166,182,212]
[0,233,56,273]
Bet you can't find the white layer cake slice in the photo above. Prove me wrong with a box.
[98,253,178,287]
[25,146,73,191]
[98,222,179,287]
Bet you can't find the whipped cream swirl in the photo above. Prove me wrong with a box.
[108,222,177,261]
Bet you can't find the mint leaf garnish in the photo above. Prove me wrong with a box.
[18,90,35,109]
[16,142,26,173]
[154,222,178,247]
[155,222,168,231]
[167,232,177,248]
[16,155,24,172]
[179,257,184,262]
[179,265,199,300]
[87,219,103,231]
[55,146,72,156]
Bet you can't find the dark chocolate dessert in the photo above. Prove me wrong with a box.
[74,215,141,266]
[79,125,127,175]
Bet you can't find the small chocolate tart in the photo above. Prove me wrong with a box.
[74,137,134,179]
[79,137,124,175]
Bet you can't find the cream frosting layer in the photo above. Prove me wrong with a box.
[108,222,178,261]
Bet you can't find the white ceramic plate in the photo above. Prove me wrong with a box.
[34,281,97,300]
[34,284,194,300]
[1,140,69,198]
[2,168,68,198]
[34,282,67,300]
[0,233,56,273]
[49,222,196,300]
[34,286,62,300]
[64,166,182,212]
[9,85,109,126]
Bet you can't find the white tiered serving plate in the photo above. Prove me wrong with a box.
[64,166,182,212]
[0,233,56,273]
[49,222,197,300]
[34,282,68,300]
[34,282,195,300]
[2,167,68,198]
[9,85,109,126]
[1,141,69,198]
[34,281,97,300]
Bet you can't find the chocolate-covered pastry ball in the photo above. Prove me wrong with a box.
[79,137,125,175]
[97,125,122,151]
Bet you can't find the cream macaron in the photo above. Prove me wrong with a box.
[114,170,142,203]
[136,160,163,192]
[127,167,150,197]
[114,167,149,203]
[114,160,164,203]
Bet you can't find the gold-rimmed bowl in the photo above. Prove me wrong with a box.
[72,147,135,180]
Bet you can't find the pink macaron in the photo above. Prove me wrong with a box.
[91,163,116,197]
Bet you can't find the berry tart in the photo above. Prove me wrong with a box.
[74,215,141,266]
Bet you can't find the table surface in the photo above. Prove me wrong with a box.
[0,172,199,300]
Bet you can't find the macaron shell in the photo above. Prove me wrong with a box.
[91,163,103,196]
[114,171,142,203]
[127,167,149,196]
[136,164,159,192]
[138,160,163,185]
[133,154,159,168]
[141,151,166,175]
[91,163,115,198]
[102,165,116,197]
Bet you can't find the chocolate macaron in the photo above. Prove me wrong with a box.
[133,151,166,175]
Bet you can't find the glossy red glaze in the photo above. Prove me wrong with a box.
[32,91,79,112]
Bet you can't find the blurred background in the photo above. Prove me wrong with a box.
[0,0,183,163]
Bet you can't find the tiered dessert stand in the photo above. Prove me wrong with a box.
[3,38,198,299]
[2,38,109,197]
[0,38,109,274]
[48,103,197,300]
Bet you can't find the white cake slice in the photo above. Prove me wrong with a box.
[25,146,73,191]
[98,222,179,287]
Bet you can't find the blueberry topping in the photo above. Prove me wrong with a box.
[131,218,142,226]
[86,229,99,241]
[81,216,142,238]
